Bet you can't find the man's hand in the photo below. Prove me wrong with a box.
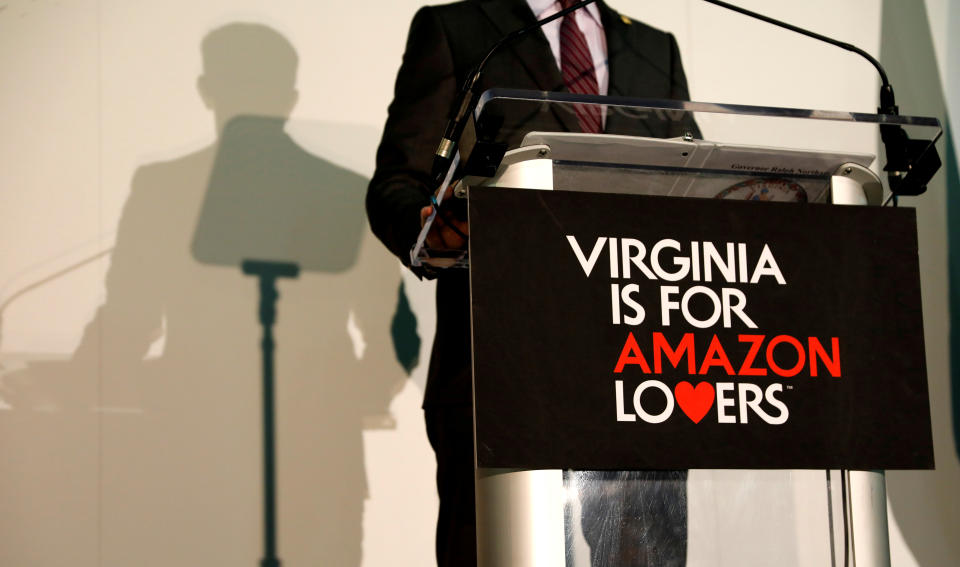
[420,181,469,251]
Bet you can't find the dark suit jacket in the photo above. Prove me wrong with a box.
[367,0,698,406]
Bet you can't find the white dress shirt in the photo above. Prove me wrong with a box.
[525,0,609,96]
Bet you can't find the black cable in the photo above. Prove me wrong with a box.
[701,0,946,196]
[825,470,838,567]
[473,0,597,77]
[701,0,889,90]
[430,0,598,184]
[840,469,850,567]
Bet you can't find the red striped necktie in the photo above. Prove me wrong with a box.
[559,0,602,133]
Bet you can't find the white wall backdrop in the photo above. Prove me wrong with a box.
[1,0,955,565]
[881,2,960,567]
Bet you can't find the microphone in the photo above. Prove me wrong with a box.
[702,0,940,198]
[430,0,599,187]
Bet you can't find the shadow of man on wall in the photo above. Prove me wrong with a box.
[21,22,415,566]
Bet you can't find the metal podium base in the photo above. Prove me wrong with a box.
[476,468,889,567]
[476,468,565,567]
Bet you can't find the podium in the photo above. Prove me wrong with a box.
[413,91,938,567]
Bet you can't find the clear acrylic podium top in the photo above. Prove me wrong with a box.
[412,89,941,269]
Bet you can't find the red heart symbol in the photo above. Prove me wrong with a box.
[674,381,715,424]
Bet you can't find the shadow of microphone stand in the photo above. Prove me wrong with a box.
[242,259,298,567]
[191,115,369,567]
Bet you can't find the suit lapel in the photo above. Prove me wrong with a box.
[479,0,581,133]
[599,2,655,136]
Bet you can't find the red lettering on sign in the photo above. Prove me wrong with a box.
[614,332,652,373]
[653,332,696,374]
[809,337,842,377]
[767,335,806,377]
[737,334,768,376]
[698,335,735,375]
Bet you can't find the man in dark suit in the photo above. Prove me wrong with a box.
[366,1,697,565]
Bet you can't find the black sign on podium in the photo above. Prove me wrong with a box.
[469,186,934,471]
